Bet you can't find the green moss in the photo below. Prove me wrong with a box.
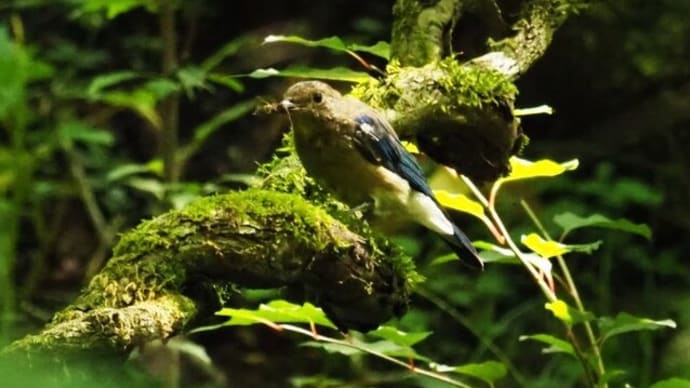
[351,57,517,115]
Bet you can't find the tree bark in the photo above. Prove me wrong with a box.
[3,167,414,356]
[357,0,588,182]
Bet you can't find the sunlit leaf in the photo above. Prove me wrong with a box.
[249,66,371,83]
[434,190,485,219]
[545,300,594,325]
[401,141,419,154]
[519,334,575,356]
[554,212,652,240]
[499,157,579,183]
[598,312,676,344]
[264,35,390,59]
[368,326,432,347]
[215,300,337,330]
[521,233,569,258]
[650,378,690,388]
[521,233,602,259]
[431,361,507,385]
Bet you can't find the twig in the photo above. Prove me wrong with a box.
[520,199,607,386]
[279,324,475,388]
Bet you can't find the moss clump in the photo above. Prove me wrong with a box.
[351,57,518,116]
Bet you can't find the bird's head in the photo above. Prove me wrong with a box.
[280,81,341,113]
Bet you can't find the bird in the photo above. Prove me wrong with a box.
[279,80,483,270]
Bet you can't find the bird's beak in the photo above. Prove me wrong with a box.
[279,99,296,110]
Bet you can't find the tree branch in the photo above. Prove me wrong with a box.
[357,0,588,182]
[3,179,414,356]
[473,0,589,78]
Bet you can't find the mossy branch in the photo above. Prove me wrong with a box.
[476,0,589,78]
[359,0,587,181]
[3,181,413,356]
[391,0,463,66]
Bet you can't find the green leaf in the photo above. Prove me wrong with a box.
[201,36,254,71]
[302,338,430,362]
[143,78,179,99]
[650,378,690,388]
[520,334,575,357]
[207,73,245,93]
[248,66,371,83]
[215,300,337,330]
[553,212,652,240]
[98,89,162,128]
[544,300,594,325]
[431,361,507,385]
[368,326,432,347]
[192,99,255,143]
[598,312,676,344]
[106,162,161,183]
[264,35,390,59]
[58,121,114,146]
[499,157,579,183]
[87,71,142,97]
[176,66,210,98]
[125,177,165,200]
[79,0,153,19]
[180,99,256,163]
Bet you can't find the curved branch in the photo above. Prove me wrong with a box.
[473,0,589,78]
[3,184,413,356]
[360,0,587,182]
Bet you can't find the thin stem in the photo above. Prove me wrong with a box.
[459,174,504,243]
[520,200,607,386]
[279,324,475,388]
[566,328,597,387]
[416,286,528,387]
[460,175,490,208]
[463,178,556,301]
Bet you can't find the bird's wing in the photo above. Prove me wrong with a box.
[352,114,434,199]
[353,114,484,270]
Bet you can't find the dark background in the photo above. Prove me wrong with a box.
[0,0,688,387]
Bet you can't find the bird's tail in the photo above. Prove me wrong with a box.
[441,225,484,270]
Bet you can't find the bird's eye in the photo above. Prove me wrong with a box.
[312,92,323,103]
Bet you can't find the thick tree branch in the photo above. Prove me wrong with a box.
[3,180,413,356]
[357,0,587,182]
[474,0,589,78]
[391,0,463,66]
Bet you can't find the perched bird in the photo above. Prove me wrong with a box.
[280,81,483,270]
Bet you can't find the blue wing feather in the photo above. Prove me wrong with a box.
[353,114,434,199]
[353,114,484,270]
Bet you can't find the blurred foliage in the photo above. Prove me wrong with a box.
[1,0,689,387]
